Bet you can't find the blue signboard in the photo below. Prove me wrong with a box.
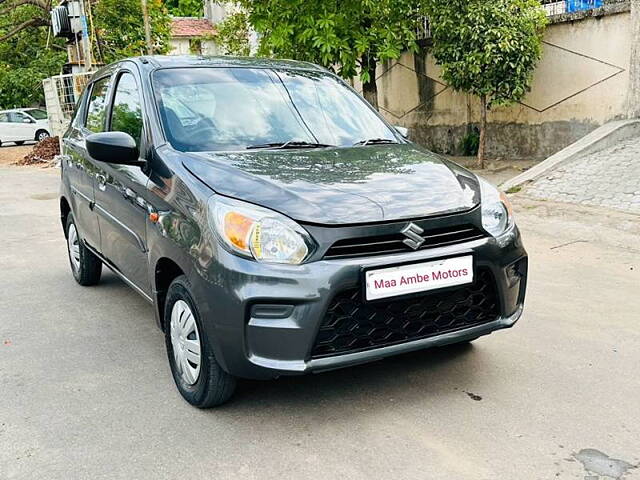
[566,0,603,12]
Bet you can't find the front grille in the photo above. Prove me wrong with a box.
[323,224,486,259]
[310,269,499,359]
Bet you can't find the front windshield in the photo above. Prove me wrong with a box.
[26,109,48,120]
[152,67,397,152]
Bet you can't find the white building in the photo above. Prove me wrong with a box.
[169,1,258,56]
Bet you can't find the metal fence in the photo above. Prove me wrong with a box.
[416,16,431,41]
[415,0,603,41]
[42,72,93,138]
[540,0,604,15]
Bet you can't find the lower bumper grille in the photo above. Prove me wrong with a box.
[310,269,499,359]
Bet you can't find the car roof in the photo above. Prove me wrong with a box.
[95,55,329,77]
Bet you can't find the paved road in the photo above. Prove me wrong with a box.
[1,166,639,480]
[526,137,640,214]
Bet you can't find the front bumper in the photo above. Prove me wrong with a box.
[192,226,528,380]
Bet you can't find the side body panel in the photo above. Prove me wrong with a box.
[62,94,102,250]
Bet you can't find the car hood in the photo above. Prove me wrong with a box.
[183,144,480,225]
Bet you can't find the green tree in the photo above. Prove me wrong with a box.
[0,4,66,108]
[0,0,50,42]
[215,10,251,57]
[165,0,202,17]
[239,0,425,110]
[94,0,172,63]
[425,0,547,167]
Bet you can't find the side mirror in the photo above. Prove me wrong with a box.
[394,125,409,138]
[86,132,142,166]
[23,118,34,124]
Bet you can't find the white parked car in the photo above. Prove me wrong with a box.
[0,108,51,146]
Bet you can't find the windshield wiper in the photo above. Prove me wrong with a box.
[353,138,398,146]
[246,140,334,150]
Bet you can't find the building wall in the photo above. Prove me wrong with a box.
[169,38,221,56]
[169,38,191,55]
[361,7,632,159]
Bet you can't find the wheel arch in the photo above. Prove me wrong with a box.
[60,196,71,237]
[154,257,186,330]
[34,129,49,141]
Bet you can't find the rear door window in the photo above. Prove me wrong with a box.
[85,76,111,133]
[9,112,27,123]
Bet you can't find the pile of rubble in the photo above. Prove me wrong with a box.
[15,137,61,167]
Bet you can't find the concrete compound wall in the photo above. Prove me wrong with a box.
[360,3,633,159]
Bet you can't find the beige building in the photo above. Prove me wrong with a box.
[169,1,257,56]
[362,1,635,159]
[169,17,220,56]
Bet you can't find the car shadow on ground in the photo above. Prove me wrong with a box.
[230,343,480,412]
[98,270,485,415]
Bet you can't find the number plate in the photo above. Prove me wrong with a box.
[365,256,474,301]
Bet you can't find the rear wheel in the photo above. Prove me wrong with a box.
[165,275,236,408]
[35,130,49,142]
[66,214,102,286]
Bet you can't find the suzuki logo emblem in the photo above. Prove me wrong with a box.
[401,223,425,250]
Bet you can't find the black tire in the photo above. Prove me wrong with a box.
[164,275,236,408]
[35,130,49,142]
[65,214,102,286]
[15,141,25,146]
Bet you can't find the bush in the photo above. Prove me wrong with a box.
[461,128,480,156]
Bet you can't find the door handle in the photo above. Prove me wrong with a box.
[96,173,107,191]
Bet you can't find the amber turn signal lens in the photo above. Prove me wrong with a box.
[223,211,254,252]
[500,191,514,219]
[149,212,159,223]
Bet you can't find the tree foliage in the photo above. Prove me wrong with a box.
[215,10,251,57]
[424,0,547,165]
[0,4,66,108]
[0,0,50,42]
[0,0,173,107]
[165,0,202,17]
[239,0,425,109]
[93,0,172,63]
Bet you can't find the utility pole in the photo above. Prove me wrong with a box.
[79,0,92,71]
[141,0,153,55]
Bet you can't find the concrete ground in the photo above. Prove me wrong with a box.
[525,137,640,214]
[0,145,31,166]
[1,165,639,480]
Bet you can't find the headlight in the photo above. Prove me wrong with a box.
[479,179,514,237]
[208,196,313,264]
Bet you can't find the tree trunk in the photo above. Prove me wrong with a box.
[477,94,487,169]
[628,0,640,118]
[141,0,153,55]
[361,55,379,110]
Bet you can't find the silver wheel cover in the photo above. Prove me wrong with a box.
[170,300,202,385]
[67,223,81,272]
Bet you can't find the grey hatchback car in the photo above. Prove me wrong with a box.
[60,56,528,407]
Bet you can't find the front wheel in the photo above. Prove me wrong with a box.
[165,276,236,408]
[35,130,50,142]
[66,214,102,286]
